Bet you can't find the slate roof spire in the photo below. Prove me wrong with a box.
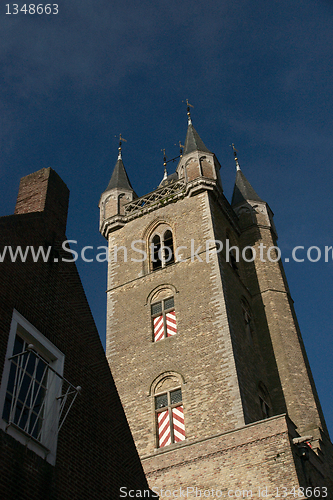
[183,100,211,155]
[231,145,263,206]
[103,134,134,193]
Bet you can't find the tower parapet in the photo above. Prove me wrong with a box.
[99,118,224,239]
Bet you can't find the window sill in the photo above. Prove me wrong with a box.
[0,419,55,465]
[149,261,178,274]
[153,439,187,455]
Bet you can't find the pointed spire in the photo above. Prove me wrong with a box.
[231,167,263,206]
[103,135,134,193]
[230,145,263,206]
[182,100,211,155]
[183,124,212,155]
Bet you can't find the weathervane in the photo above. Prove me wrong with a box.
[182,99,194,125]
[179,141,184,158]
[230,143,240,171]
[115,133,127,160]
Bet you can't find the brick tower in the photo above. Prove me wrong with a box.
[100,112,333,498]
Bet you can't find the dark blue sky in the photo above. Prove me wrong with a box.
[1,0,332,437]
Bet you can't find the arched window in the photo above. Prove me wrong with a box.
[152,374,185,448]
[149,225,175,271]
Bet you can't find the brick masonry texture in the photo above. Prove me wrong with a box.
[0,168,149,500]
[106,193,247,456]
[143,416,318,499]
[102,146,333,495]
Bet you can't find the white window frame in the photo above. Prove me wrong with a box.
[0,310,65,465]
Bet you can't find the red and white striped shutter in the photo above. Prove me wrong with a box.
[153,314,164,342]
[166,311,177,337]
[158,410,171,447]
[172,405,185,442]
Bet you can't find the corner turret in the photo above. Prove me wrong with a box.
[176,103,223,194]
[99,136,137,237]
[230,145,277,238]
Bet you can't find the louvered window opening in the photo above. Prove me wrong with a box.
[152,297,177,342]
[155,388,185,448]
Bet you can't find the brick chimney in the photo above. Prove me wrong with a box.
[14,168,69,233]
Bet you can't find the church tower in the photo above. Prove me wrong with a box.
[100,110,333,496]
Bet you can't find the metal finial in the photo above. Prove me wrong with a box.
[230,143,241,171]
[182,99,194,125]
[115,133,127,160]
[161,148,168,179]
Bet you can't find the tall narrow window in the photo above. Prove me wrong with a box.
[152,235,162,270]
[151,297,177,342]
[163,230,174,265]
[2,335,49,441]
[155,388,185,447]
[226,231,239,275]
[258,383,271,419]
[241,299,254,341]
[230,251,239,273]
[259,396,270,419]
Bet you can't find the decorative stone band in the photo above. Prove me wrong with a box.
[100,177,221,238]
